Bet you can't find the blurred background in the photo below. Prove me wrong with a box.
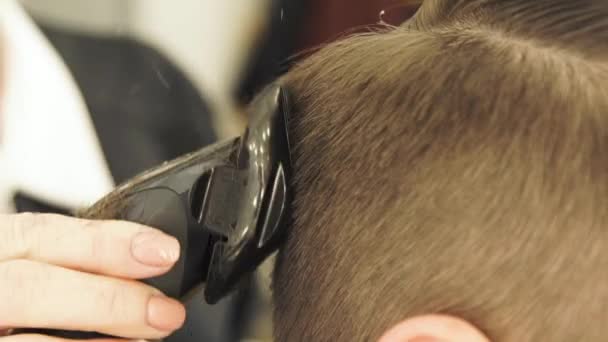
[0,0,415,341]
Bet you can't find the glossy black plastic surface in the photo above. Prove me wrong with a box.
[88,84,292,303]
[203,84,292,303]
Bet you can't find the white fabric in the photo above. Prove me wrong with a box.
[0,0,114,211]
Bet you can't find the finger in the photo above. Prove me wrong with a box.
[0,213,180,279]
[0,335,135,342]
[0,260,186,339]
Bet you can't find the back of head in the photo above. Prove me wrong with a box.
[273,1,608,341]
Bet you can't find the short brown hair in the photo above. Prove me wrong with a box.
[272,1,608,341]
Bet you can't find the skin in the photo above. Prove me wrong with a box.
[378,315,490,342]
[1,12,185,340]
[0,213,186,342]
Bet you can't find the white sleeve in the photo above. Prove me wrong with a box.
[0,0,115,210]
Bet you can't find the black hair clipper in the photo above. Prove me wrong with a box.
[113,83,292,303]
[26,84,292,340]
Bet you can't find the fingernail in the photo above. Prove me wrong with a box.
[131,231,180,267]
[146,295,186,331]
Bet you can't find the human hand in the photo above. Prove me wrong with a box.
[0,213,186,341]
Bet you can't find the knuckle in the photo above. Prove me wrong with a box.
[87,223,104,256]
[0,260,51,327]
[12,212,45,231]
[97,283,131,322]
[0,259,37,285]
[0,260,36,303]
[81,221,107,271]
[4,213,45,258]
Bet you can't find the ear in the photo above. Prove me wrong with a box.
[378,314,490,342]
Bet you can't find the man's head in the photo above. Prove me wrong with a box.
[273,0,608,341]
